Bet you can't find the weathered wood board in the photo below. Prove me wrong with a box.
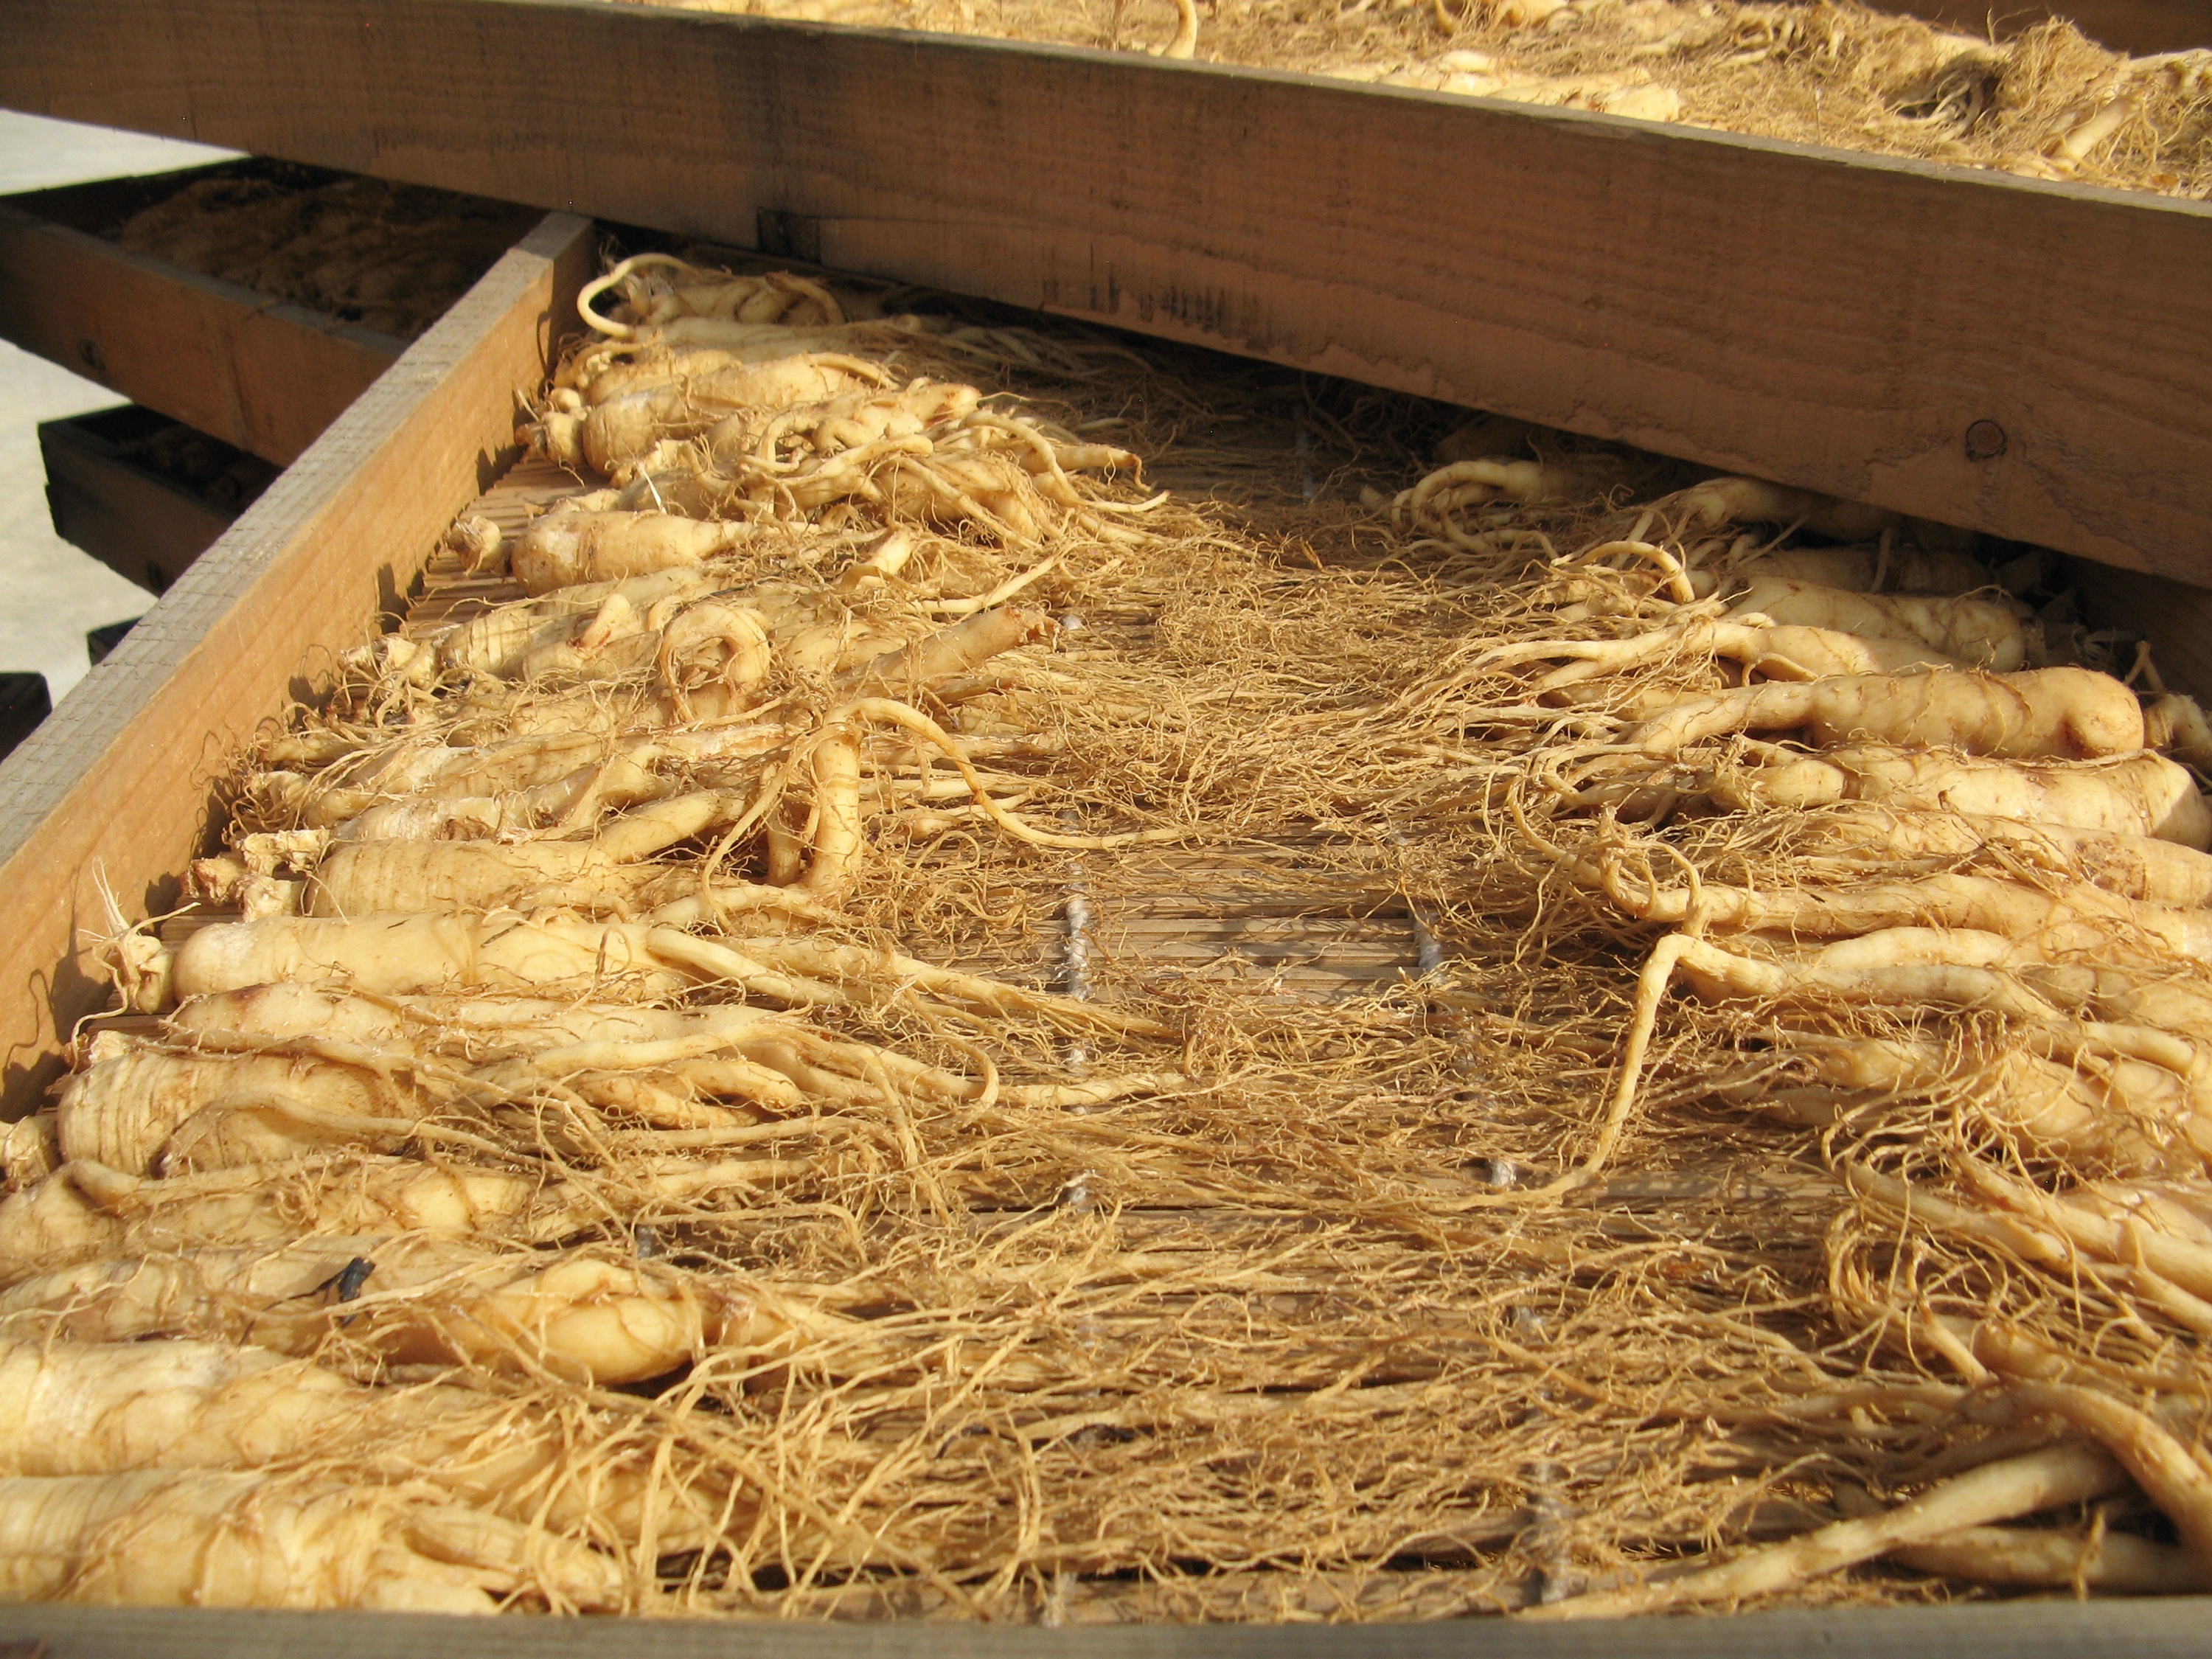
[1,0,2206,585]
[1,1579,2211,1652]
[0,211,594,1118]
[0,178,400,466]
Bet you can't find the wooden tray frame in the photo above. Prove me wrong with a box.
[0,208,594,1113]
[0,163,404,467]
[3,0,2208,584]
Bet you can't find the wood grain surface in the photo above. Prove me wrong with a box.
[1,1587,2211,1653]
[0,211,593,1119]
[1,0,2206,582]
[0,199,399,465]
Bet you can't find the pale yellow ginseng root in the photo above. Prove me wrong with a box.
[306,790,742,916]
[2146,692,2212,772]
[574,257,845,344]
[319,729,774,843]
[1769,1032,2188,1175]
[1393,453,1625,530]
[1724,578,2035,672]
[1475,617,1969,695]
[0,1115,58,1185]
[1788,1034,2197,1172]
[1630,667,2145,760]
[1985,1385,2212,1572]
[428,567,720,679]
[799,730,866,897]
[0,1155,790,1274]
[1798,812,2212,908]
[437,597,1053,740]
[1688,542,1994,600]
[1734,927,2212,1062]
[260,726,658,829]
[833,602,1056,700]
[1663,474,1905,543]
[1884,1525,2209,1593]
[1590,865,2212,961]
[139,913,769,1011]
[1523,1441,2126,1619]
[507,512,754,596]
[1951,1162,2212,1307]
[1712,745,2211,848]
[0,1469,623,1612]
[1613,931,2205,1171]
[0,1235,811,1385]
[705,378,982,471]
[161,988,961,1126]
[538,355,889,479]
[0,1339,452,1477]
[0,1339,740,1552]
[55,1036,391,1175]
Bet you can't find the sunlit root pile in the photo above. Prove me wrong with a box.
[13,252,2212,1621]
[613,0,2212,199]
[114,170,541,340]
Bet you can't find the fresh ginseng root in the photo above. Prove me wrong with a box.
[1687,542,1994,600]
[1712,746,2211,848]
[55,1037,392,1175]
[0,1469,625,1612]
[1723,578,2036,672]
[305,789,738,916]
[1795,811,2212,908]
[1525,1442,2127,1620]
[1470,616,1969,695]
[1629,667,2144,759]
[0,1235,810,1385]
[0,1339,738,1551]
[508,512,754,596]
[0,1155,787,1278]
[1587,865,2212,961]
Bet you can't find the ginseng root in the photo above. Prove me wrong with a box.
[1725,578,2034,672]
[0,1469,623,1612]
[0,1236,801,1385]
[1629,667,2144,759]
[1712,746,2210,847]
[0,1155,788,1276]
[1798,812,2212,908]
[0,1339,739,1551]
[1524,1442,2126,1619]
[507,511,754,595]
[1589,865,2212,960]
[1474,617,1968,693]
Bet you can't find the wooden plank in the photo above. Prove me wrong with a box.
[1,2,2206,585]
[1871,0,2211,52]
[0,210,594,1120]
[38,411,248,594]
[3,1587,2212,1652]
[0,192,400,466]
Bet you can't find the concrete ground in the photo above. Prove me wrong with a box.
[0,111,236,703]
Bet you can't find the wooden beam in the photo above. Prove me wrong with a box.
[3,2,2206,586]
[1869,0,2211,53]
[0,210,593,1118]
[0,192,400,467]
